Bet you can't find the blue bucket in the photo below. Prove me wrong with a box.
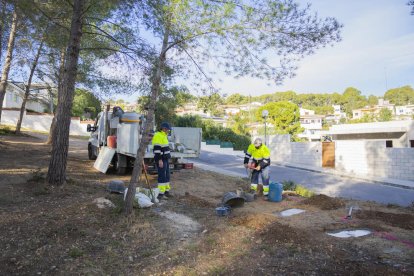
[268,182,283,202]
[215,206,231,216]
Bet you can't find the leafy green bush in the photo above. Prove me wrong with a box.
[201,119,250,150]
[0,125,13,135]
[281,180,297,191]
[175,114,203,128]
[175,116,251,150]
[295,185,315,198]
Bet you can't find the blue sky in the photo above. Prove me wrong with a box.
[218,0,414,97]
[117,0,414,102]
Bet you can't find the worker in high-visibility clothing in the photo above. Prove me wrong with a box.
[152,122,172,199]
[243,138,271,197]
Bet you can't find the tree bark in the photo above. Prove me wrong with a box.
[124,27,170,215]
[47,0,84,186]
[16,38,45,134]
[45,47,66,145]
[0,8,18,123]
[0,0,6,66]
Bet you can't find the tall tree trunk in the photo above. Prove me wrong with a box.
[47,0,84,186]
[16,39,45,134]
[0,0,6,66]
[45,47,66,145]
[0,8,18,123]
[124,27,170,215]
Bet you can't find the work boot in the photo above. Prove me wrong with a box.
[157,194,164,200]
[164,191,173,198]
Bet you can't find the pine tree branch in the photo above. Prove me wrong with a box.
[180,46,216,92]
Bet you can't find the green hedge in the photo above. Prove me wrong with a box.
[220,141,233,148]
[206,139,221,145]
[201,120,250,151]
[175,115,251,151]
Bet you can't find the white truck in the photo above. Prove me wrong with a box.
[86,107,202,174]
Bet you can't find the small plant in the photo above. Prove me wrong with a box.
[208,264,226,275]
[205,235,218,247]
[295,185,315,198]
[281,180,297,191]
[0,125,13,135]
[33,186,49,196]
[386,203,399,208]
[110,196,124,214]
[185,242,199,252]
[68,247,84,258]
[28,169,45,183]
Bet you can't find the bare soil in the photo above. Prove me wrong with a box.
[0,133,413,275]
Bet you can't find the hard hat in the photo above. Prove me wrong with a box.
[160,122,171,130]
[254,138,262,147]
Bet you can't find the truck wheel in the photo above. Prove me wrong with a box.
[88,143,97,160]
[115,154,127,175]
[116,165,126,175]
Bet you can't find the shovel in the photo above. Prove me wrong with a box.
[142,161,156,203]
[245,168,252,179]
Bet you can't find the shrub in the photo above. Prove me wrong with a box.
[175,115,251,150]
[295,185,315,198]
[281,180,297,191]
[175,114,203,128]
[201,120,250,150]
[0,125,13,135]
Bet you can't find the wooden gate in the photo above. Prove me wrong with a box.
[322,142,335,168]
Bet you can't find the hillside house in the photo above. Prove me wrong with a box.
[325,105,347,124]
[395,104,414,118]
[352,99,395,120]
[298,108,324,141]
[321,120,414,148]
[3,82,54,113]
[239,101,262,111]
[223,105,241,115]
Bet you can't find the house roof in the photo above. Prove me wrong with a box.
[321,127,407,135]
[321,120,413,135]
[300,114,325,119]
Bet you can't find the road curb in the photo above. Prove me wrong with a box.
[276,163,414,191]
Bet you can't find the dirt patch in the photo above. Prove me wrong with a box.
[1,134,414,275]
[259,221,311,244]
[230,213,275,230]
[356,210,414,230]
[301,194,346,210]
[177,193,217,208]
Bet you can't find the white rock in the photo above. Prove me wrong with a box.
[93,197,115,209]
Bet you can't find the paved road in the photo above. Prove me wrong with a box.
[194,150,414,207]
[31,132,413,207]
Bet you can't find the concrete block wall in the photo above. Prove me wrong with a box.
[266,135,321,167]
[290,142,321,167]
[268,135,414,181]
[1,110,90,136]
[386,149,414,180]
[336,140,414,181]
[335,141,378,176]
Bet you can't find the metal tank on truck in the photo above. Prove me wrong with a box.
[86,105,201,174]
